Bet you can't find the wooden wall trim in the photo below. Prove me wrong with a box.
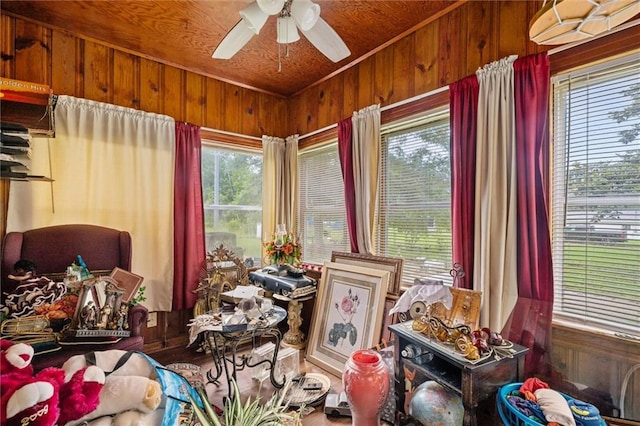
[299,87,449,149]
[550,23,640,75]
[381,89,449,124]
[299,127,338,150]
[200,128,262,151]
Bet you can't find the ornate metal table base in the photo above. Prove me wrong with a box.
[203,327,286,399]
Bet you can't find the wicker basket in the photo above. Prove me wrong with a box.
[1,315,50,335]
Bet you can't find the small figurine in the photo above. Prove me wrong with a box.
[76,255,94,280]
[115,304,129,330]
[97,304,112,329]
[78,301,98,329]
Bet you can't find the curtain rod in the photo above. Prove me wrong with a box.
[298,85,449,140]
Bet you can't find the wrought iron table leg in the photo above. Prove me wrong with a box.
[221,339,238,400]
[267,328,285,389]
[202,324,287,400]
[205,332,224,385]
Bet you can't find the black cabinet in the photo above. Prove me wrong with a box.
[389,321,529,426]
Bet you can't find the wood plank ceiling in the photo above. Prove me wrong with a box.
[1,0,463,97]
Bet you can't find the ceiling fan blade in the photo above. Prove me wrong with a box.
[300,17,350,63]
[212,20,255,59]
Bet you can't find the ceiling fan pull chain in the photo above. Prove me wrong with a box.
[278,43,282,73]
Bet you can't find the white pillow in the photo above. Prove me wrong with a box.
[534,388,576,426]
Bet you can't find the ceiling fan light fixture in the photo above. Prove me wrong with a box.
[257,0,286,16]
[529,0,640,45]
[213,0,349,64]
[277,16,300,44]
[290,0,321,31]
[239,2,269,34]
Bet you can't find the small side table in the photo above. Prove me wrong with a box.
[191,306,288,399]
[389,321,529,426]
[272,291,316,349]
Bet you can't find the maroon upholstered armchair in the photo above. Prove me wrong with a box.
[1,224,148,370]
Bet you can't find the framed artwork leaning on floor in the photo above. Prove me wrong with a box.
[306,262,390,377]
[331,251,405,342]
[331,251,404,296]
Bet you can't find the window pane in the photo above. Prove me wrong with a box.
[551,55,640,335]
[298,143,350,263]
[201,146,263,266]
[379,112,452,287]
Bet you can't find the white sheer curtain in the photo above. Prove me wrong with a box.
[262,136,283,246]
[262,134,298,258]
[7,96,175,311]
[352,104,381,254]
[473,56,519,332]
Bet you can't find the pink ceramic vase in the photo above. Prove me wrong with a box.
[342,349,390,426]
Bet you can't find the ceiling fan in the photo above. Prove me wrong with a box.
[212,0,351,63]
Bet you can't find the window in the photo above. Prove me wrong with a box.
[297,142,350,264]
[201,144,263,266]
[551,54,640,335]
[379,111,452,287]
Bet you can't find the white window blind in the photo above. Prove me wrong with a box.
[379,111,452,287]
[551,54,640,336]
[201,144,263,265]
[297,142,350,264]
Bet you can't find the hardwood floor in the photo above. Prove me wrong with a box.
[150,340,502,425]
[151,344,358,425]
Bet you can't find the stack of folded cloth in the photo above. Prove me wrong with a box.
[504,378,606,426]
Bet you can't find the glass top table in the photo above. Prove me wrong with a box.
[189,305,287,399]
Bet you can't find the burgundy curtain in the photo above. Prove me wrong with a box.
[173,122,205,311]
[338,117,359,253]
[450,75,479,290]
[502,52,554,377]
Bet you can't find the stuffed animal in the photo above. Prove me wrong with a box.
[0,339,105,426]
[61,350,164,425]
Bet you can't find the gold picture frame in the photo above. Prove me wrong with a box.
[306,262,390,377]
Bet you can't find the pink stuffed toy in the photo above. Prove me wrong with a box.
[0,340,105,426]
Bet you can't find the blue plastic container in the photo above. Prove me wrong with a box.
[497,382,561,426]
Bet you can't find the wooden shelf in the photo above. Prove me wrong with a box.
[1,176,54,182]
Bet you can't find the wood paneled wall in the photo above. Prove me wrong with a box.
[1,12,288,351]
[2,5,639,418]
[288,1,546,138]
[0,14,288,139]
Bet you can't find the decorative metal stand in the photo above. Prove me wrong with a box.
[201,306,287,400]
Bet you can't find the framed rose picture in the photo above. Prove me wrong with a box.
[306,262,390,377]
